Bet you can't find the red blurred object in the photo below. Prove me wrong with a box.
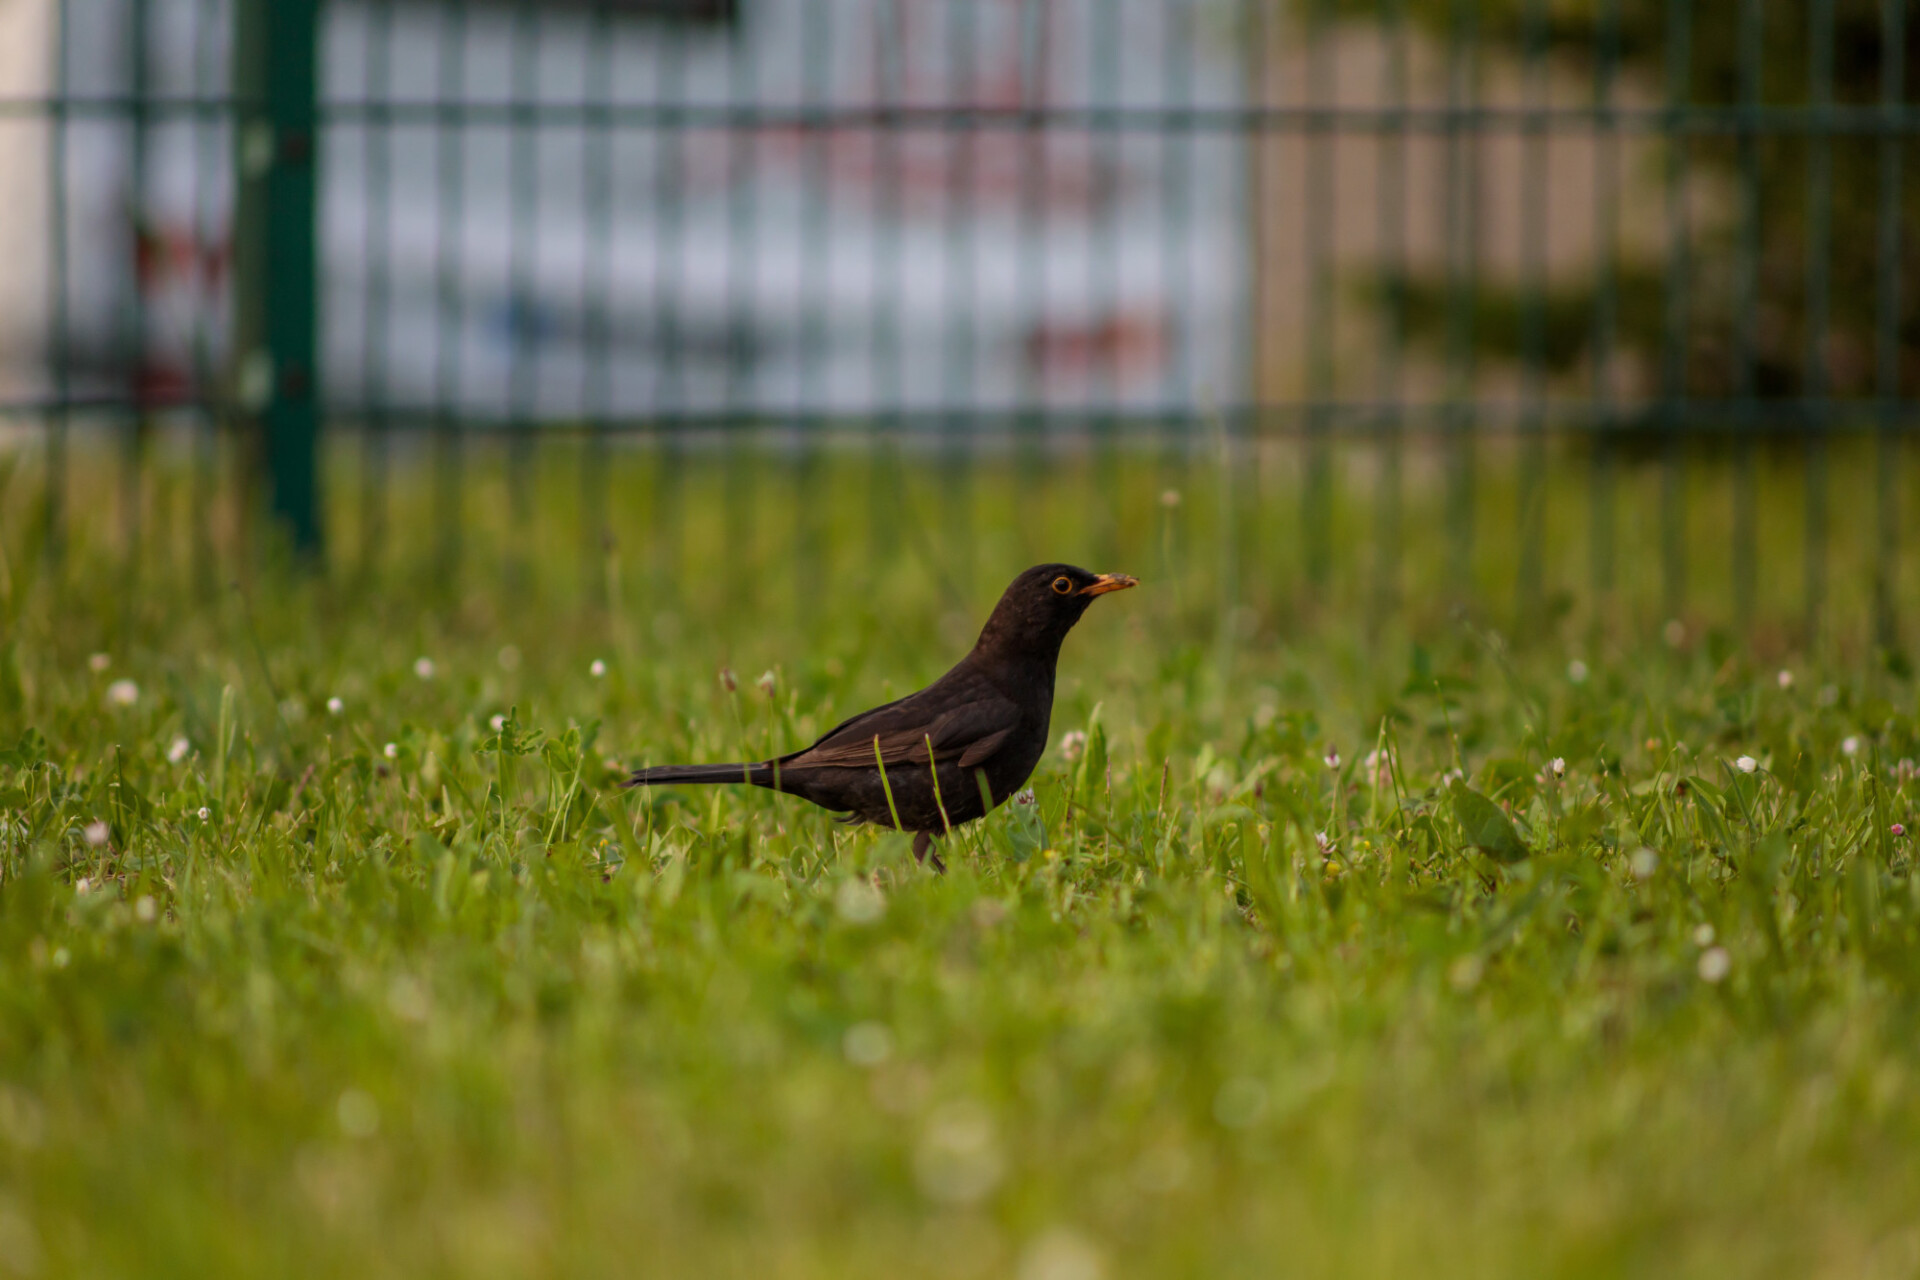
[1024,311,1167,387]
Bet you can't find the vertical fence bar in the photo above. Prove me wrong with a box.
[44,0,71,574]
[1802,0,1835,647]
[1732,0,1762,628]
[727,0,761,608]
[123,0,150,583]
[872,0,902,572]
[1514,0,1549,632]
[191,0,222,594]
[1220,0,1254,694]
[943,0,976,595]
[1015,0,1047,543]
[796,0,831,606]
[506,1,539,592]
[1092,0,1123,571]
[651,16,687,591]
[1441,0,1477,601]
[360,0,395,581]
[1873,0,1906,649]
[233,0,323,558]
[433,4,468,582]
[583,1,614,603]
[1372,0,1408,631]
[1303,0,1334,598]
[1160,0,1195,572]
[1240,0,1267,610]
[1658,0,1692,627]
[1589,0,1621,621]
[1230,0,1263,654]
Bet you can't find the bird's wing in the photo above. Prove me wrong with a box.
[784,670,1022,771]
[957,726,1014,769]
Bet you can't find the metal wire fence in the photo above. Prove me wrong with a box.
[0,0,1916,646]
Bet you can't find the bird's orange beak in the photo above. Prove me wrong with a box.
[1077,572,1139,596]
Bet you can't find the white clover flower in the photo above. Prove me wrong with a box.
[1322,746,1341,770]
[1841,735,1861,757]
[1736,755,1758,774]
[326,696,344,715]
[336,1090,379,1139]
[1550,757,1566,778]
[134,896,156,922]
[1629,848,1659,881]
[82,821,109,847]
[166,737,191,764]
[1567,659,1589,684]
[413,657,435,680]
[1447,954,1484,992]
[1698,947,1731,983]
[1212,1077,1270,1132]
[1017,1227,1107,1280]
[88,652,112,673]
[489,714,507,732]
[75,877,91,894]
[590,659,607,679]
[756,669,777,695]
[196,806,211,820]
[1692,923,1716,947]
[834,878,886,925]
[718,667,737,692]
[1777,669,1794,690]
[1013,789,1038,806]
[1060,730,1087,762]
[842,1021,894,1067]
[106,679,139,707]
[383,743,399,760]
[386,975,431,1023]
[914,1100,1004,1205]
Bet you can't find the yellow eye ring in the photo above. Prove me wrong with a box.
[1051,576,1074,595]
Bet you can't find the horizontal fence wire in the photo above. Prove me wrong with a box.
[13,402,1920,430]
[8,99,1920,133]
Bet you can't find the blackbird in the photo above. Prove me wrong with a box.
[624,563,1137,871]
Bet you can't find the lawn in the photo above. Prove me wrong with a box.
[2,436,1919,1278]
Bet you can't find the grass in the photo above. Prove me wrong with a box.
[2,437,1920,1278]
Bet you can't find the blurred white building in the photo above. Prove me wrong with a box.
[0,0,56,406]
[5,0,1250,423]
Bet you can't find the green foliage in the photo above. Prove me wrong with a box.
[1334,0,1920,401]
[1448,779,1533,863]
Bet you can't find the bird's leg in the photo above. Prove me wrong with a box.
[911,830,946,874]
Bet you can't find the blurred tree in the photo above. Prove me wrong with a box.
[1340,0,1919,408]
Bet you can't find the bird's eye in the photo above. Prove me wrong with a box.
[1051,576,1073,595]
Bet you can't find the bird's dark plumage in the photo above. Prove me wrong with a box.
[624,563,1138,870]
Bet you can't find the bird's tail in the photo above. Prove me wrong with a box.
[623,761,771,789]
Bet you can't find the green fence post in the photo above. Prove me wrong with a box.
[232,0,321,558]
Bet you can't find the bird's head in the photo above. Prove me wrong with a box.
[975,563,1138,658]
